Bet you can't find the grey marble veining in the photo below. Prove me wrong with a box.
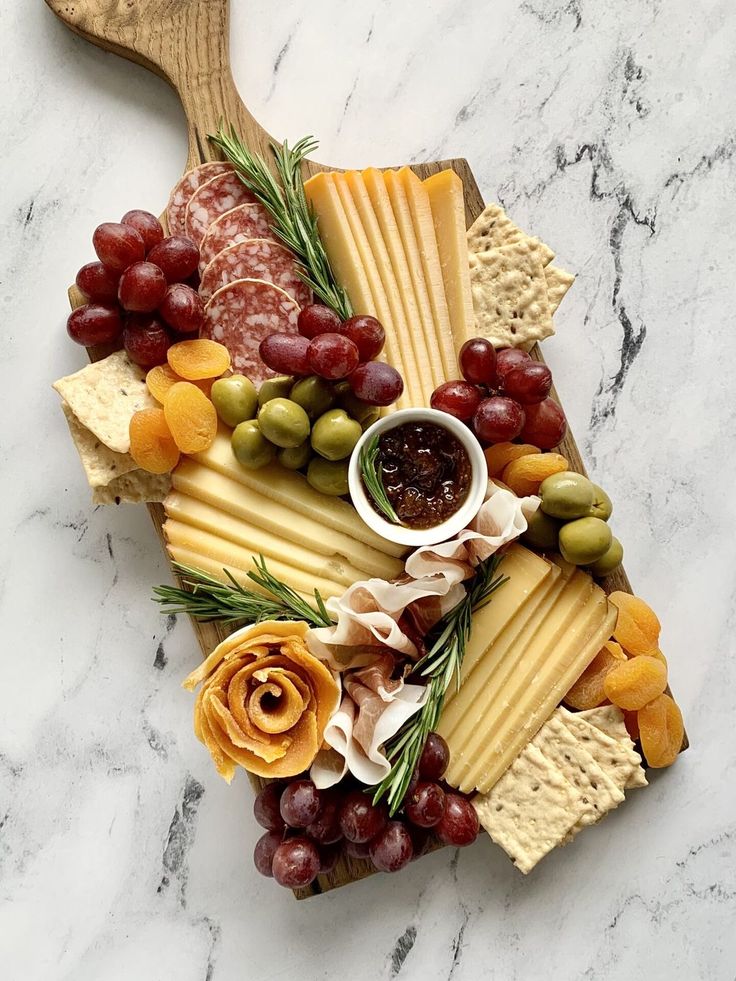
[1,0,735,978]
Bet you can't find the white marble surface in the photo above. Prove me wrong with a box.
[1,0,735,978]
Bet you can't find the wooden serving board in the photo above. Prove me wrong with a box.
[48,0,686,899]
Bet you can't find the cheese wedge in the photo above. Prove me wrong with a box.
[423,170,475,347]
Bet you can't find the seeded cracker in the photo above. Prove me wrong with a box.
[93,469,171,505]
[573,705,648,790]
[467,203,555,266]
[60,401,138,488]
[558,707,647,791]
[545,265,575,314]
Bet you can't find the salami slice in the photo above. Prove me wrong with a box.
[199,239,312,307]
[166,161,233,236]
[201,278,301,382]
[198,203,272,273]
[184,172,260,247]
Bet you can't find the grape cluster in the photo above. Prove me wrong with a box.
[68,210,204,369]
[431,339,567,449]
[252,733,479,889]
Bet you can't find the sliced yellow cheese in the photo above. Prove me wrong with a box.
[397,167,458,379]
[166,547,311,604]
[423,170,475,348]
[171,458,403,580]
[191,428,406,558]
[164,519,345,599]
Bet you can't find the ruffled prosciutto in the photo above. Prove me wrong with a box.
[183,620,340,783]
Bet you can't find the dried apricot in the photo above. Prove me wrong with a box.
[484,442,540,478]
[602,640,627,661]
[564,645,620,710]
[502,452,568,497]
[167,338,231,380]
[609,592,661,656]
[163,382,218,453]
[129,408,180,474]
[147,364,182,403]
[638,693,684,768]
[602,655,667,711]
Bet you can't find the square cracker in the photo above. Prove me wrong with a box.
[469,240,554,348]
[559,707,647,791]
[60,401,138,488]
[473,742,587,874]
[92,469,171,505]
[53,350,156,454]
[574,705,648,790]
[467,203,555,266]
[545,265,575,314]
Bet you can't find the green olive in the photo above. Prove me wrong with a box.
[540,471,595,520]
[307,457,349,496]
[258,397,311,449]
[589,484,613,521]
[558,516,612,566]
[210,375,258,428]
[311,408,362,461]
[231,420,275,470]
[361,409,381,431]
[290,375,336,419]
[522,509,562,550]
[278,441,312,471]
[257,375,294,407]
[336,385,377,424]
[587,536,624,577]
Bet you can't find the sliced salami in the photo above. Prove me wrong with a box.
[166,161,233,236]
[201,278,301,383]
[184,172,260,247]
[198,203,272,274]
[199,239,312,306]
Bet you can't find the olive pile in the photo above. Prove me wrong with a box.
[523,471,624,576]
[211,373,380,496]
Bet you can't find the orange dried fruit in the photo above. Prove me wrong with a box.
[163,382,218,453]
[609,592,661,656]
[502,452,568,497]
[484,442,540,478]
[147,364,183,403]
[564,645,620,710]
[602,640,627,661]
[602,655,668,711]
[638,693,684,768]
[167,339,231,380]
[129,408,180,474]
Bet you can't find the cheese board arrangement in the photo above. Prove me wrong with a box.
[47,0,687,899]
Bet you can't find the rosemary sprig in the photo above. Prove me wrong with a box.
[208,124,353,319]
[152,558,334,628]
[373,554,509,814]
[359,434,401,524]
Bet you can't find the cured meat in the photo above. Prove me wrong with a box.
[165,161,233,236]
[199,238,312,306]
[198,203,272,273]
[201,278,301,383]
[184,172,260,247]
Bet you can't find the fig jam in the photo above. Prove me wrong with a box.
[369,421,472,528]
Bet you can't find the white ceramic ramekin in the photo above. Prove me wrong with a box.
[348,407,487,548]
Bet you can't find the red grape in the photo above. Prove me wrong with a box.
[271,837,321,888]
[279,780,323,828]
[92,222,145,272]
[159,283,204,334]
[305,789,343,844]
[405,782,446,828]
[338,791,387,843]
[349,362,403,406]
[473,396,525,444]
[495,348,531,385]
[147,235,199,283]
[66,304,121,346]
[369,821,414,872]
[435,794,479,846]
[118,261,168,313]
[338,315,385,361]
[402,768,420,805]
[308,333,360,380]
[519,397,566,449]
[318,843,341,874]
[259,333,310,375]
[75,262,120,303]
[297,304,342,339]
[344,839,371,860]
[430,380,482,421]
[254,783,285,831]
[418,733,450,781]
[122,316,171,368]
[121,209,164,253]
[408,825,433,859]
[459,338,497,386]
[254,830,282,877]
[502,362,552,405]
